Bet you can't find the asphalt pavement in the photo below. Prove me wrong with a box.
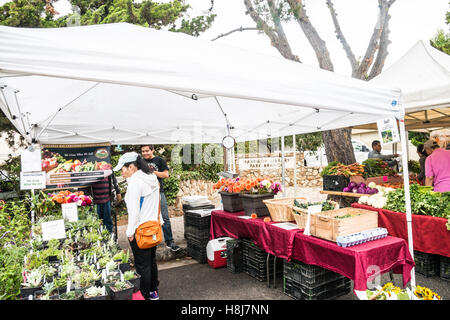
[117,216,450,300]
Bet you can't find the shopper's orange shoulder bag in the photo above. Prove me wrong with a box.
[135,194,163,249]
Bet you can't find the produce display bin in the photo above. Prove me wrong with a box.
[414,251,440,277]
[263,197,306,222]
[309,208,378,242]
[219,191,243,212]
[322,175,350,192]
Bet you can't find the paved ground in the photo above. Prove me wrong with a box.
[116,187,450,300]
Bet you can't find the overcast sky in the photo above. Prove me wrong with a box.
[2,0,449,76]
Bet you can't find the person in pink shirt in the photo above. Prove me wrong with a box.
[424,140,450,192]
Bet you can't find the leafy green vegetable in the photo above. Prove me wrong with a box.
[320,161,341,177]
[293,200,335,212]
[385,184,450,218]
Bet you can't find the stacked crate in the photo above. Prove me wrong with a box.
[283,259,351,300]
[185,209,214,264]
[414,251,440,277]
[182,203,215,239]
[226,238,244,274]
[241,238,283,281]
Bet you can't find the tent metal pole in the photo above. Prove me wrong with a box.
[399,116,416,289]
[281,136,286,197]
[293,134,297,197]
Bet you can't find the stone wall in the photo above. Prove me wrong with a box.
[235,151,323,187]
[173,152,324,211]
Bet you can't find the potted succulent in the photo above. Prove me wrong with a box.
[108,280,134,300]
[113,250,130,272]
[20,269,43,299]
[83,285,108,300]
[123,270,141,292]
[59,289,83,300]
[34,282,58,300]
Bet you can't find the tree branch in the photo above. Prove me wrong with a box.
[326,0,357,74]
[211,26,259,41]
[355,0,394,79]
[243,0,300,62]
[367,10,392,80]
[286,0,333,70]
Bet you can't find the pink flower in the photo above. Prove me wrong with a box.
[383,176,388,182]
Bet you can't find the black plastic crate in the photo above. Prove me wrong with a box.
[440,256,450,281]
[414,251,440,277]
[186,237,208,251]
[185,210,212,229]
[322,175,350,192]
[284,260,345,288]
[187,246,207,264]
[226,239,244,274]
[244,255,283,272]
[183,204,215,239]
[284,277,351,300]
[241,239,268,260]
[185,226,210,243]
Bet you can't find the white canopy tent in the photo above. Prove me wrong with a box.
[0,23,416,287]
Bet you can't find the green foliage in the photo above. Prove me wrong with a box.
[0,245,27,300]
[0,199,31,247]
[385,184,450,218]
[408,131,430,147]
[320,161,341,177]
[430,29,450,55]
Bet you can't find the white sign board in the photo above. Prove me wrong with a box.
[20,171,46,190]
[238,156,295,171]
[62,203,78,222]
[272,222,300,230]
[41,219,66,242]
[304,204,322,236]
[377,117,400,146]
[21,147,42,172]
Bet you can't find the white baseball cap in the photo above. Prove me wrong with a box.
[113,152,139,171]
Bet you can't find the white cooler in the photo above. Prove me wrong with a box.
[206,237,234,269]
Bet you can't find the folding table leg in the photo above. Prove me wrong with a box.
[273,256,277,288]
[266,253,270,288]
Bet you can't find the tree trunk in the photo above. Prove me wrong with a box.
[322,127,356,164]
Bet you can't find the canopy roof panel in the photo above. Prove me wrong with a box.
[371,40,450,113]
[0,23,402,144]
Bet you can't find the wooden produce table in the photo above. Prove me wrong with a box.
[210,210,415,292]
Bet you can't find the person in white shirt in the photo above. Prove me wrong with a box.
[113,152,162,300]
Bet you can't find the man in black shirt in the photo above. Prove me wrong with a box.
[141,145,181,252]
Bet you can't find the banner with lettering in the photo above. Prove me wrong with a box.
[41,143,112,189]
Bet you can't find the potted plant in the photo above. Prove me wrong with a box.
[113,250,130,272]
[239,178,282,217]
[20,269,43,299]
[213,178,243,212]
[59,289,83,300]
[108,280,134,300]
[83,285,108,300]
[123,270,141,292]
[34,282,58,300]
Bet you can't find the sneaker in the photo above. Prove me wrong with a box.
[148,291,159,300]
[166,241,181,252]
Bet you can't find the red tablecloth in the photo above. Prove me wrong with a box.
[210,210,415,291]
[352,203,450,258]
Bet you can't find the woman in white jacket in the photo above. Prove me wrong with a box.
[113,152,162,300]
